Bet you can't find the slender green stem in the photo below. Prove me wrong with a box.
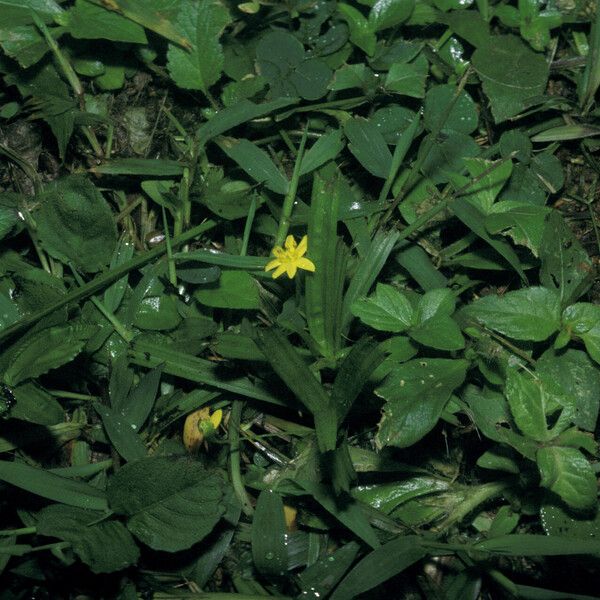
[0,527,36,537]
[275,126,308,246]
[31,12,102,157]
[161,207,178,287]
[71,267,134,343]
[229,400,254,516]
[0,220,217,344]
[29,541,71,554]
[47,390,99,401]
[240,194,258,257]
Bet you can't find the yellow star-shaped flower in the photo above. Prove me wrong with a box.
[265,235,316,279]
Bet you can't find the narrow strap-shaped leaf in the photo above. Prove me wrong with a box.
[305,164,345,358]
[452,197,526,283]
[330,536,425,600]
[252,490,288,576]
[129,338,283,405]
[197,97,299,144]
[217,137,289,195]
[0,460,108,511]
[332,336,385,424]
[341,229,399,334]
[123,365,163,429]
[378,114,421,204]
[93,402,147,463]
[254,328,336,451]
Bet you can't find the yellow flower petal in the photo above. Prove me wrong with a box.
[265,258,281,272]
[297,257,315,272]
[272,265,287,278]
[286,263,298,278]
[210,409,223,429]
[297,235,308,256]
[272,246,284,258]
[284,235,296,250]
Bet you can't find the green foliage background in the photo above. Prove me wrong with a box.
[0,0,599,598]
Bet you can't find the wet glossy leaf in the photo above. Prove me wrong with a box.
[351,283,414,332]
[195,270,260,309]
[537,446,596,511]
[376,358,468,448]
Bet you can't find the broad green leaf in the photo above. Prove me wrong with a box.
[541,497,600,538]
[254,327,337,452]
[415,288,456,321]
[368,0,415,30]
[194,270,260,309]
[0,460,108,511]
[536,447,597,511]
[344,117,393,179]
[93,402,147,463]
[166,0,230,92]
[462,385,537,460]
[86,0,189,48]
[252,490,287,576]
[338,3,376,56]
[59,0,147,43]
[10,382,63,426]
[330,536,426,600]
[440,10,490,47]
[4,323,95,386]
[409,316,465,351]
[0,0,62,18]
[486,202,550,256]
[35,175,117,272]
[505,367,552,442]
[376,358,468,448]
[5,63,76,157]
[458,158,513,213]
[384,55,428,98]
[299,129,344,176]
[562,303,600,365]
[36,504,139,573]
[0,22,48,68]
[460,286,560,341]
[218,138,289,195]
[107,457,226,551]
[472,35,549,123]
[420,132,480,184]
[537,349,600,432]
[351,283,414,333]
[90,158,184,177]
[423,85,478,134]
[540,211,594,308]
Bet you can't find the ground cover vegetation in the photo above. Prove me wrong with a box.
[0,0,600,598]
